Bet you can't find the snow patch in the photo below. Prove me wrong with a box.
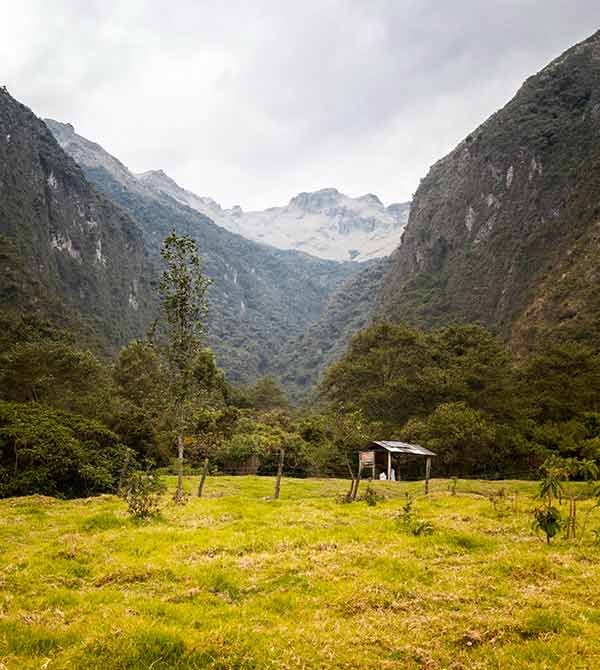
[47,172,58,190]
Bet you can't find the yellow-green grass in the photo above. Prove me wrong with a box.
[1,476,600,669]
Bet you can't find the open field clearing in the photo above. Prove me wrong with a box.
[1,476,600,669]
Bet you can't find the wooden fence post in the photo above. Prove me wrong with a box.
[425,457,431,495]
[274,448,285,500]
[197,457,209,497]
[117,449,131,496]
[352,459,363,501]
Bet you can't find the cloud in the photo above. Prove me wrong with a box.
[2,0,600,209]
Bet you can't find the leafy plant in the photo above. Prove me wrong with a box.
[123,471,165,520]
[411,519,434,536]
[397,494,434,536]
[362,483,379,507]
[532,505,562,544]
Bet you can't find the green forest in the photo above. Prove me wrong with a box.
[2,232,599,501]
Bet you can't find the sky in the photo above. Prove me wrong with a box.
[2,1,600,210]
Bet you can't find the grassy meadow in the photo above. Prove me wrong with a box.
[1,476,600,669]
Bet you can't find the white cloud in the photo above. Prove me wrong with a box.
[2,0,600,209]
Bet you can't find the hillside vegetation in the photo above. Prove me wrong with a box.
[2,476,600,669]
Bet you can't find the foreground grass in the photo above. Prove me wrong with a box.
[1,476,600,669]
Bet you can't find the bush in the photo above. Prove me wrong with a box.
[362,483,379,507]
[397,495,434,536]
[123,471,165,520]
[532,506,562,544]
[0,401,128,498]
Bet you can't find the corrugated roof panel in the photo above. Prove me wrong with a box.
[371,440,436,456]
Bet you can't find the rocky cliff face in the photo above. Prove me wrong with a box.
[0,88,155,347]
[46,119,361,383]
[135,170,410,262]
[375,30,600,352]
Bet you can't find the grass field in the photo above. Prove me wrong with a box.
[1,476,600,669]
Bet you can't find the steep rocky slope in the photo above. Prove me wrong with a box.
[136,169,409,262]
[374,30,600,352]
[0,88,155,347]
[47,120,361,383]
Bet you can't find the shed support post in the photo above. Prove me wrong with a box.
[387,451,391,480]
[425,457,431,494]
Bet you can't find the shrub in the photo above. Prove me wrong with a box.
[122,471,165,520]
[362,483,379,506]
[0,401,128,498]
[532,506,562,544]
[397,495,434,536]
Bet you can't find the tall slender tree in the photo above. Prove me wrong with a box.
[158,231,211,503]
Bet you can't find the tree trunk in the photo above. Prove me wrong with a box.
[197,457,209,497]
[274,448,284,500]
[175,433,185,503]
[117,449,131,495]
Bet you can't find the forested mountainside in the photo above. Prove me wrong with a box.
[46,120,361,383]
[375,30,600,351]
[273,257,391,396]
[269,30,600,395]
[0,88,155,348]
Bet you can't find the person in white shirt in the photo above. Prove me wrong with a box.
[379,472,387,481]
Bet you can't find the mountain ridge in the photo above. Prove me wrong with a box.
[134,169,410,262]
[0,87,156,349]
[374,28,600,351]
[45,118,363,385]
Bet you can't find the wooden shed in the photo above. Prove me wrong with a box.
[359,441,436,491]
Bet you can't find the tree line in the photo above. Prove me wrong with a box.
[1,232,599,498]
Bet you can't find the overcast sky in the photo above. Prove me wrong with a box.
[2,1,600,210]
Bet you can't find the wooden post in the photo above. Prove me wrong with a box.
[425,457,431,495]
[197,457,209,497]
[175,433,185,502]
[353,459,363,501]
[117,449,131,495]
[387,451,391,480]
[274,448,284,500]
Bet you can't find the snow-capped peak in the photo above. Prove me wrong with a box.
[136,175,410,262]
[45,118,410,262]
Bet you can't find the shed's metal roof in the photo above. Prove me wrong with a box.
[370,440,436,457]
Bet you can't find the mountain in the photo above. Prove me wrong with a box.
[46,119,362,384]
[374,29,600,354]
[272,29,600,395]
[273,257,392,396]
[136,169,410,262]
[0,87,155,348]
